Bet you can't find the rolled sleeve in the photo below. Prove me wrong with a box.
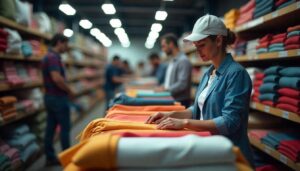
[212,70,251,135]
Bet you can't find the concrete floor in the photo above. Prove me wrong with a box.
[27,102,106,171]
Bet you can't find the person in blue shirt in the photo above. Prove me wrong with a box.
[104,55,126,109]
[148,53,167,85]
[146,14,254,166]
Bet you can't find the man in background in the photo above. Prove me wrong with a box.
[41,34,74,166]
[156,33,192,108]
[148,53,167,85]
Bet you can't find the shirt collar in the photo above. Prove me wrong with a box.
[207,53,233,76]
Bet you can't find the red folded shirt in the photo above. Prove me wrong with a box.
[255,73,265,80]
[0,29,8,38]
[248,130,269,140]
[256,165,279,171]
[270,37,286,44]
[278,96,300,107]
[285,44,300,50]
[273,33,287,40]
[276,103,300,114]
[253,91,260,98]
[278,147,299,162]
[256,42,270,49]
[259,34,273,44]
[284,36,300,45]
[287,25,300,32]
[240,0,255,13]
[114,130,211,138]
[262,100,276,106]
[280,140,300,153]
[276,0,290,7]
[252,96,260,102]
[254,80,263,87]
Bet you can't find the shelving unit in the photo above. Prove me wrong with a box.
[249,137,300,171]
[0,80,43,92]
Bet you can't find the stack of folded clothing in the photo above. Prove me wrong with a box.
[21,41,33,58]
[246,39,259,57]
[252,71,265,102]
[285,24,300,50]
[246,67,263,95]
[26,65,40,81]
[234,40,247,56]
[259,66,282,106]
[0,154,11,171]
[268,33,286,52]
[224,9,239,30]
[1,124,40,163]
[278,140,300,162]
[15,99,35,114]
[276,67,300,114]
[16,63,31,82]
[29,111,46,141]
[39,42,48,57]
[2,61,24,86]
[256,34,273,54]
[261,131,300,149]
[29,88,43,109]
[0,29,9,53]
[254,0,274,19]
[0,96,17,122]
[29,40,41,56]
[4,28,22,54]
[236,0,256,25]
[275,0,297,10]
[248,129,270,141]
[0,139,22,171]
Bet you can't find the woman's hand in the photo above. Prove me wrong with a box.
[157,118,186,130]
[145,112,172,124]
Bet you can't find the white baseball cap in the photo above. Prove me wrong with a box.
[184,14,227,42]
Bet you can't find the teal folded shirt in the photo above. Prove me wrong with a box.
[259,83,279,93]
[136,91,171,98]
[259,93,279,102]
[263,75,280,83]
[279,67,300,77]
[287,31,300,38]
[264,66,283,75]
[279,77,300,89]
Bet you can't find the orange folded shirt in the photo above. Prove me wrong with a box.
[113,130,211,137]
[106,110,158,117]
[0,96,17,105]
[108,104,185,112]
[106,114,150,123]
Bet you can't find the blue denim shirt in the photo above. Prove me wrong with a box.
[188,53,254,165]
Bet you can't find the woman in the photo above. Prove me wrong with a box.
[146,14,254,166]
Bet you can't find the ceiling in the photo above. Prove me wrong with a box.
[35,0,212,41]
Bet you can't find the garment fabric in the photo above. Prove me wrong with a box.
[279,67,300,77]
[263,75,280,83]
[259,83,279,93]
[278,96,300,107]
[264,66,283,75]
[259,93,278,102]
[198,74,215,120]
[276,103,300,113]
[279,77,300,89]
[287,30,300,38]
[277,88,300,98]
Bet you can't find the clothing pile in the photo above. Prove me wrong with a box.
[236,0,256,26]
[0,96,17,124]
[224,9,239,30]
[285,24,300,50]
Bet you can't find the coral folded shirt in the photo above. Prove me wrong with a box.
[248,130,269,140]
[270,37,286,44]
[259,34,273,44]
[287,25,300,32]
[262,100,276,106]
[284,35,300,45]
[278,96,300,107]
[106,114,150,123]
[255,73,265,80]
[285,44,300,50]
[276,103,300,114]
[113,130,211,137]
[108,104,185,112]
[240,0,255,13]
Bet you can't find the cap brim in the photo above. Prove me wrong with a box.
[183,33,209,42]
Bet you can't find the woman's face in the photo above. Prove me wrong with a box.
[193,36,222,62]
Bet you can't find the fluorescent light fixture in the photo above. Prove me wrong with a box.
[110,18,122,28]
[164,0,174,1]
[114,28,125,35]
[79,19,92,29]
[122,42,130,48]
[63,29,73,37]
[101,3,116,15]
[155,10,168,21]
[151,23,162,32]
[149,31,159,39]
[59,3,76,15]
[90,28,101,36]
[145,42,154,49]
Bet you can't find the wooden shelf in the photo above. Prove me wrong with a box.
[249,137,300,170]
[235,49,300,62]
[0,80,43,92]
[70,44,105,59]
[64,60,102,67]
[235,2,300,33]
[0,16,51,40]
[250,102,300,124]
[68,73,103,82]
[0,107,45,126]
[0,53,43,62]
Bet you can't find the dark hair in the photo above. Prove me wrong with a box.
[50,33,68,46]
[161,33,178,47]
[123,60,129,65]
[113,55,120,61]
[148,53,160,60]
[208,29,236,51]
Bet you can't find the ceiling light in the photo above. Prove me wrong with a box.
[79,19,92,29]
[151,23,163,32]
[155,10,168,21]
[148,31,159,39]
[63,29,73,37]
[110,18,122,28]
[114,28,125,35]
[90,28,101,36]
[122,42,130,48]
[101,3,116,15]
[164,0,174,1]
[145,42,154,49]
[59,3,76,15]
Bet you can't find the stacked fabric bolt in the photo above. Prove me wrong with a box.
[16,63,31,82]
[252,71,265,102]
[285,24,300,50]
[276,67,300,114]
[29,112,46,141]
[278,140,300,162]
[0,96,17,122]
[26,65,40,81]
[234,40,247,56]
[256,34,273,54]
[2,61,24,86]
[236,0,256,25]
[275,0,297,10]
[0,139,22,171]
[0,29,9,53]
[224,9,239,30]
[261,131,300,149]
[259,66,282,106]
[246,39,259,57]
[268,33,286,52]
[1,124,40,163]
[21,41,33,58]
[253,0,274,19]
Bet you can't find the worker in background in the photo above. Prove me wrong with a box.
[135,61,150,77]
[155,33,192,108]
[148,53,167,85]
[104,55,126,108]
[122,60,133,75]
[41,34,74,166]
[146,14,254,167]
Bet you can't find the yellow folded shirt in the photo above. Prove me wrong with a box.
[225,9,239,19]
[79,118,157,141]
